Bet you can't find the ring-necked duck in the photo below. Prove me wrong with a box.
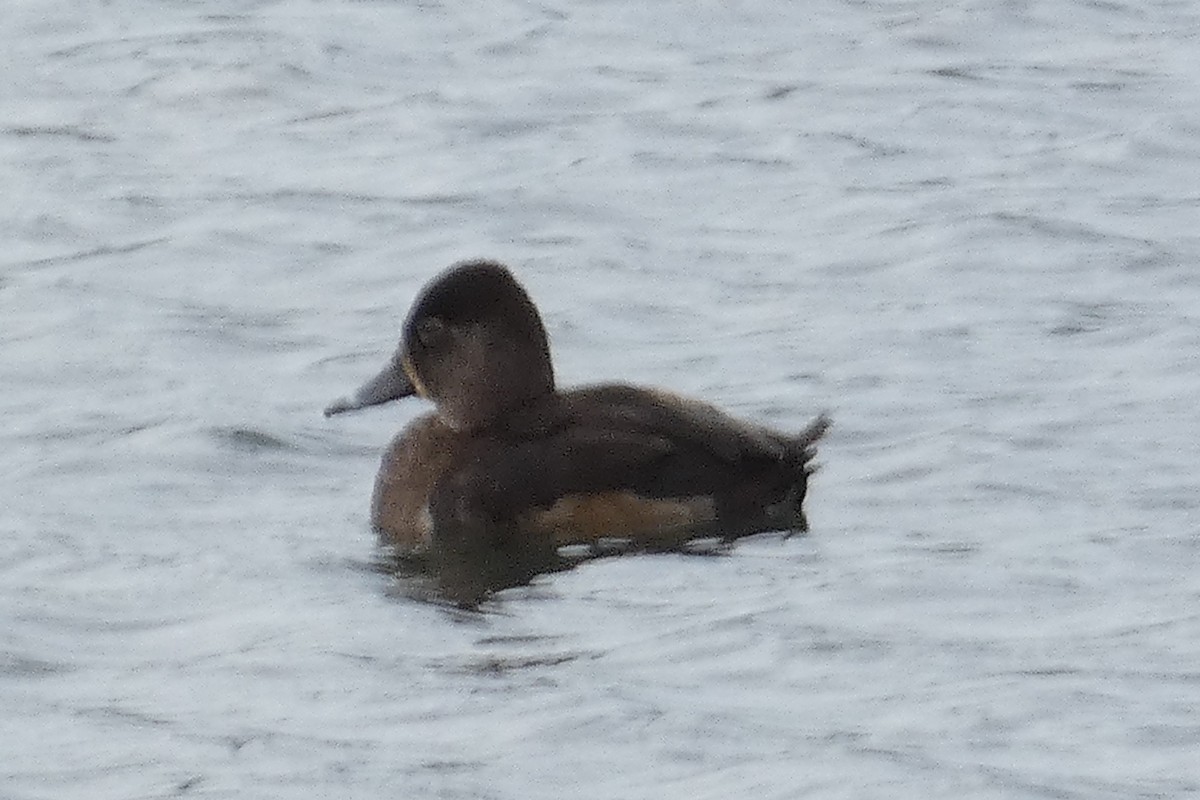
[326,260,830,560]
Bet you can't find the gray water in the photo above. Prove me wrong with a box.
[4,0,1200,797]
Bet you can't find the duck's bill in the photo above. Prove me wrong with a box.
[324,360,416,417]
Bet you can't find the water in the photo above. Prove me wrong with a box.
[4,0,1200,797]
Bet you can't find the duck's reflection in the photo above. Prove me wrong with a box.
[375,529,748,609]
[376,536,572,609]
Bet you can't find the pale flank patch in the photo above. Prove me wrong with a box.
[527,492,716,548]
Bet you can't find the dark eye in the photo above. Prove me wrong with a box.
[414,316,447,348]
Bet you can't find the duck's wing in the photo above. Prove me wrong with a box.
[434,385,828,547]
[559,384,828,462]
[559,384,787,461]
[552,384,829,501]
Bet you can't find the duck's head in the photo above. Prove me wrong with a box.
[324,260,555,431]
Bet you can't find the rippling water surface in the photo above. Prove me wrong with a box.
[4,1,1200,797]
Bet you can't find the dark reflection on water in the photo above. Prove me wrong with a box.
[375,533,755,609]
[376,541,573,610]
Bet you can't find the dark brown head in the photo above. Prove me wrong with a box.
[324,260,556,431]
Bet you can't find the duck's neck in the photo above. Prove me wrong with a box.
[436,355,555,433]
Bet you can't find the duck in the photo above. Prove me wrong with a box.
[325,259,830,563]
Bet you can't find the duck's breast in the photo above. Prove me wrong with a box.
[371,413,459,552]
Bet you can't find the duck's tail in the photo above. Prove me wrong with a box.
[788,412,831,472]
[777,411,831,534]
